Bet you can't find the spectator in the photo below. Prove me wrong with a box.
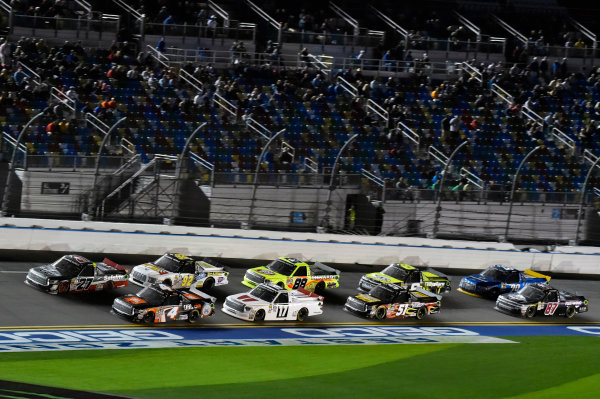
[157,37,166,53]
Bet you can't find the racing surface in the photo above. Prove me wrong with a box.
[1,258,599,328]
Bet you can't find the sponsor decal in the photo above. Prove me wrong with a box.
[355,294,379,303]
[237,295,258,302]
[183,293,200,300]
[255,268,276,276]
[124,297,146,304]
[146,265,169,275]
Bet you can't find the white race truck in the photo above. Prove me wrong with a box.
[222,283,324,322]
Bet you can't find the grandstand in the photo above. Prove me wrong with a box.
[0,0,599,244]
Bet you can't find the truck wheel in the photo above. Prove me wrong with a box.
[188,310,200,323]
[143,312,155,323]
[416,307,427,320]
[254,309,265,322]
[525,305,537,318]
[315,282,325,295]
[375,306,387,320]
[105,281,114,291]
[203,278,214,290]
[163,280,172,287]
[277,282,284,289]
[297,307,309,322]
[565,306,576,319]
[58,281,70,294]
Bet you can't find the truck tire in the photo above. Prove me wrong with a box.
[163,280,172,287]
[565,306,576,319]
[375,306,387,320]
[188,310,200,323]
[254,309,265,321]
[143,312,155,323]
[315,282,325,295]
[297,307,309,322]
[416,306,427,320]
[203,278,214,290]
[57,281,70,294]
[525,305,537,318]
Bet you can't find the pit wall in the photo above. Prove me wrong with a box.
[0,217,598,275]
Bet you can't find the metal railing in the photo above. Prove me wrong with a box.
[428,145,449,166]
[397,121,420,147]
[11,14,119,40]
[491,83,513,103]
[212,171,361,187]
[179,68,204,93]
[2,132,27,168]
[304,157,319,173]
[460,167,484,189]
[337,76,358,98]
[552,127,576,151]
[144,23,256,43]
[17,61,41,86]
[213,92,239,117]
[190,152,215,185]
[330,2,359,37]
[245,117,271,140]
[366,99,388,124]
[361,168,386,202]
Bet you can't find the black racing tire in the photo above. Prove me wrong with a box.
[315,282,325,295]
[375,306,387,320]
[297,307,309,322]
[105,281,114,291]
[163,280,172,287]
[565,306,576,319]
[188,309,200,323]
[143,312,155,324]
[525,305,537,318]
[254,309,265,322]
[488,288,499,299]
[277,282,284,289]
[57,281,70,294]
[202,278,214,290]
[416,306,427,320]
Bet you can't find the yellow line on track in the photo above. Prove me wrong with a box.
[1,320,600,331]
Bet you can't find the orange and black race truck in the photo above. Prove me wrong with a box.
[112,284,215,323]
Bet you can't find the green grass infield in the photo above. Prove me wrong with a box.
[1,336,599,399]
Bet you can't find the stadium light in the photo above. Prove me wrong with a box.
[504,145,542,240]
[89,116,127,216]
[432,140,469,238]
[1,111,45,216]
[248,128,286,228]
[574,156,600,245]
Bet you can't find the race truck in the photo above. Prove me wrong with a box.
[25,254,129,294]
[458,265,550,298]
[242,257,340,293]
[222,283,324,322]
[358,263,451,294]
[495,283,588,319]
[112,284,216,323]
[129,253,228,290]
[345,284,441,320]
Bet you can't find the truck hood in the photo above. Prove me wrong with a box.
[249,267,285,280]
[132,264,170,278]
[230,293,270,307]
[462,275,497,287]
[421,271,448,281]
[353,293,383,305]
[117,295,160,310]
[31,265,69,279]
[501,292,530,305]
[364,272,402,284]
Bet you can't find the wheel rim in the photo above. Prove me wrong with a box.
[376,307,386,319]
[255,310,265,321]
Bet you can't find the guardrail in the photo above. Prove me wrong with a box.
[552,127,576,151]
[304,157,319,173]
[336,76,358,98]
[190,152,214,185]
[145,23,256,43]
[11,14,119,40]
[460,167,484,189]
[397,121,420,147]
[428,145,449,165]
[366,99,388,124]
[245,117,271,140]
[213,92,238,117]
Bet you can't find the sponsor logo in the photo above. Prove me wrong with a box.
[124,297,146,304]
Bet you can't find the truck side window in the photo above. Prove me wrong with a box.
[275,293,289,304]
[294,266,308,277]
[182,261,194,274]
[165,295,180,306]
[79,264,95,277]
[546,291,558,302]
[406,272,419,284]
[397,291,409,303]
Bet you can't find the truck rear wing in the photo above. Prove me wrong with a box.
[296,287,324,302]
[524,269,551,282]
[424,267,449,280]
[311,261,341,275]
[410,286,442,301]
[196,257,228,271]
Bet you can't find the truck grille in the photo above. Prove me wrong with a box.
[460,280,475,291]
[224,299,246,313]
[112,299,134,316]
[245,272,265,285]
[496,297,517,311]
[132,271,147,285]
[27,271,48,286]
[345,298,367,312]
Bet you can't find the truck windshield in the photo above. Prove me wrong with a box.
[519,285,545,302]
[137,286,166,305]
[53,257,85,275]
[267,259,296,275]
[481,267,509,281]
[382,265,409,280]
[154,255,182,272]
[249,286,278,302]
[369,286,396,302]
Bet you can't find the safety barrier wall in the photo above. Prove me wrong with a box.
[0,217,598,275]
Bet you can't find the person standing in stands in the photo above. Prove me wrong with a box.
[157,37,166,53]
[346,205,356,231]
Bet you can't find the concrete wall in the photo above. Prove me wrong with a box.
[0,217,598,275]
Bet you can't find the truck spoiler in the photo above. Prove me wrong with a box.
[297,287,324,302]
[524,269,551,282]
[189,286,217,303]
[102,258,128,272]
[424,267,449,280]
[312,261,341,275]
[196,257,228,271]
[410,286,442,301]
